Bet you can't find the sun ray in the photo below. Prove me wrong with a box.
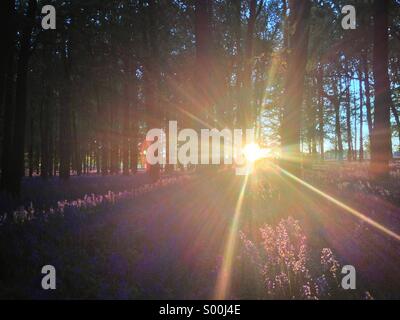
[214,173,250,300]
[269,163,400,242]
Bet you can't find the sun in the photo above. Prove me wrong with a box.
[242,143,265,163]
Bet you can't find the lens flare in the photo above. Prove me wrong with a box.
[243,143,265,163]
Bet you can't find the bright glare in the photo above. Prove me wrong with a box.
[243,143,265,163]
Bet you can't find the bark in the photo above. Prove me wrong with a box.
[122,81,130,176]
[194,0,213,127]
[40,94,49,179]
[391,105,400,150]
[143,0,161,181]
[28,114,34,177]
[358,68,364,161]
[0,57,15,190]
[0,0,15,109]
[72,110,81,176]
[59,38,73,180]
[109,94,119,175]
[361,51,373,148]
[238,0,259,129]
[344,63,353,161]
[317,65,324,160]
[9,0,37,195]
[370,0,392,178]
[281,0,311,174]
[233,0,242,123]
[305,83,317,155]
[332,79,344,161]
[130,86,139,175]
[48,115,54,177]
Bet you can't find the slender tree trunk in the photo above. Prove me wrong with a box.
[391,105,400,150]
[239,0,258,129]
[40,78,53,179]
[1,57,15,190]
[93,85,104,175]
[358,68,364,161]
[353,86,358,160]
[370,0,392,178]
[344,64,353,161]
[317,65,324,160]
[305,83,317,155]
[233,0,242,125]
[0,0,15,110]
[130,133,138,174]
[130,87,139,175]
[143,0,161,181]
[101,131,109,176]
[281,0,311,175]
[361,51,373,151]
[9,0,37,195]
[72,110,81,176]
[333,79,344,161]
[122,81,130,175]
[59,38,73,180]
[109,95,119,175]
[194,0,213,127]
[49,113,55,177]
[28,114,34,177]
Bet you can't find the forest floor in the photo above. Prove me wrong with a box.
[0,164,400,299]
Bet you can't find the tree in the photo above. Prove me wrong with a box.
[344,60,353,161]
[317,65,325,159]
[370,0,393,178]
[8,0,38,195]
[194,0,214,128]
[238,0,264,130]
[281,0,311,174]
[358,65,364,161]
[361,50,373,148]
[0,0,15,107]
[0,1,17,192]
[59,30,73,180]
[143,0,161,181]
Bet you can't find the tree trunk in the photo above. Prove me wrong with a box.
[233,0,242,126]
[305,83,317,155]
[122,81,130,175]
[0,0,15,111]
[332,79,344,161]
[130,85,139,175]
[238,0,258,130]
[344,64,353,161]
[353,86,357,160]
[40,94,49,179]
[317,65,324,160]
[194,0,213,127]
[28,114,34,177]
[48,116,55,177]
[370,0,392,178]
[391,105,400,150]
[59,38,73,180]
[9,0,37,195]
[358,68,364,161]
[361,51,373,150]
[143,0,161,181]
[0,56,15,190]
[281,0,311,175]
[72,110,81,176]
